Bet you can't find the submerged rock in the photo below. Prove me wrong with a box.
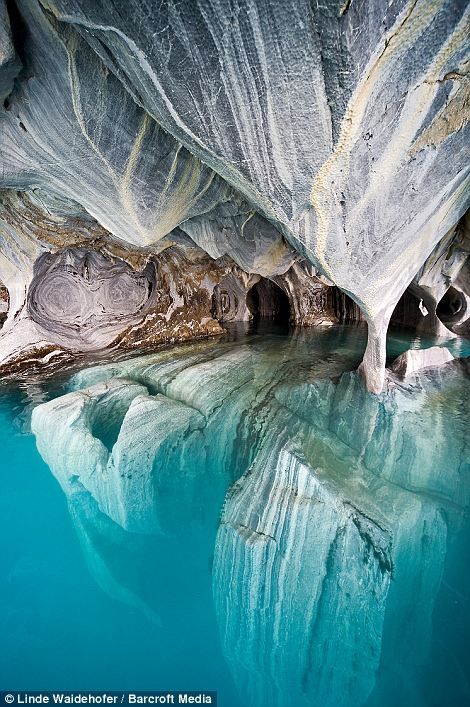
[27,329,469,702]
[31,338,284,533]
[275,360,470,506]
[213,432,447,707]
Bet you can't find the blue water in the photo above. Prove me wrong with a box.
[0,324,469,706]
[0,411,238,698]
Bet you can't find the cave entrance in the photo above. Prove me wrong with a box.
[436,286,466,323]
[389,289,422,330]
[246,279,291,326]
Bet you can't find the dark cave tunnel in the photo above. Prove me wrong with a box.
[436,286,467,323]
[246,279,291,325]
[390,286,468,330]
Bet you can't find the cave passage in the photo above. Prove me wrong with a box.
[246,279,291,326]
[436,287,466,323]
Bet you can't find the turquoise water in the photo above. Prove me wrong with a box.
[0,324,469,706]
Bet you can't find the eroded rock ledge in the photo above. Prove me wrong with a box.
[0,0,469,390]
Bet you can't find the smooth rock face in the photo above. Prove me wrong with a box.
[214,436,392,707]
[32,376,208,533]
[0,0,233,245]
[0,189,345,373]
[276,360,470,506]
[0,0,20,102]
[38,0,470,391]
[0,0,469,390]
[31,330,364,535]
[0,186,343,373]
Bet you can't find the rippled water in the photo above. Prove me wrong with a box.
[0,324,469,706]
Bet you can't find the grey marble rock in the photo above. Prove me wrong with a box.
[0,0,469,390]
[0,0,20,101]
[275,360,470,507]
[390,345,454,378]
[33,0,470,391]
[0,188,343,373]
[213,431,446,707]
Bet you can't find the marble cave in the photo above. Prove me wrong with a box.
[0,1,469,706]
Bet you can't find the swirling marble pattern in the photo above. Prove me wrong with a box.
[0,0,20,101]
[23,0,470,391]
[0,189,346,373]
[28,249,156,347]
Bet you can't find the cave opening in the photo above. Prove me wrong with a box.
[389,289,422,330]
[436,287,466,323]
[0,282,9,329]
[246,279,291,326]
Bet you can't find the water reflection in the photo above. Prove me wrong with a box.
[22,327,470,705]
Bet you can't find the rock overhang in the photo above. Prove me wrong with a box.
[0,0,469,391]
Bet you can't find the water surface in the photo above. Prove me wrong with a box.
[0,324,469,706]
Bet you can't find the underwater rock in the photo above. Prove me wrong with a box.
[390,346,454,378]
[66,486,162,624]
[30,327,367,538]
[32,378,155,531]
[31,374,219,534]
[275,361,470,506]
[213,428,448,707]
[213,437,392,707]
[65,482,219,627]
[31,339,284,533]
[28,329,469,703]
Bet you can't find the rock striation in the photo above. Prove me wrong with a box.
[0,0,469,390]
[213,434,447,707]
[0,187,342,373]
